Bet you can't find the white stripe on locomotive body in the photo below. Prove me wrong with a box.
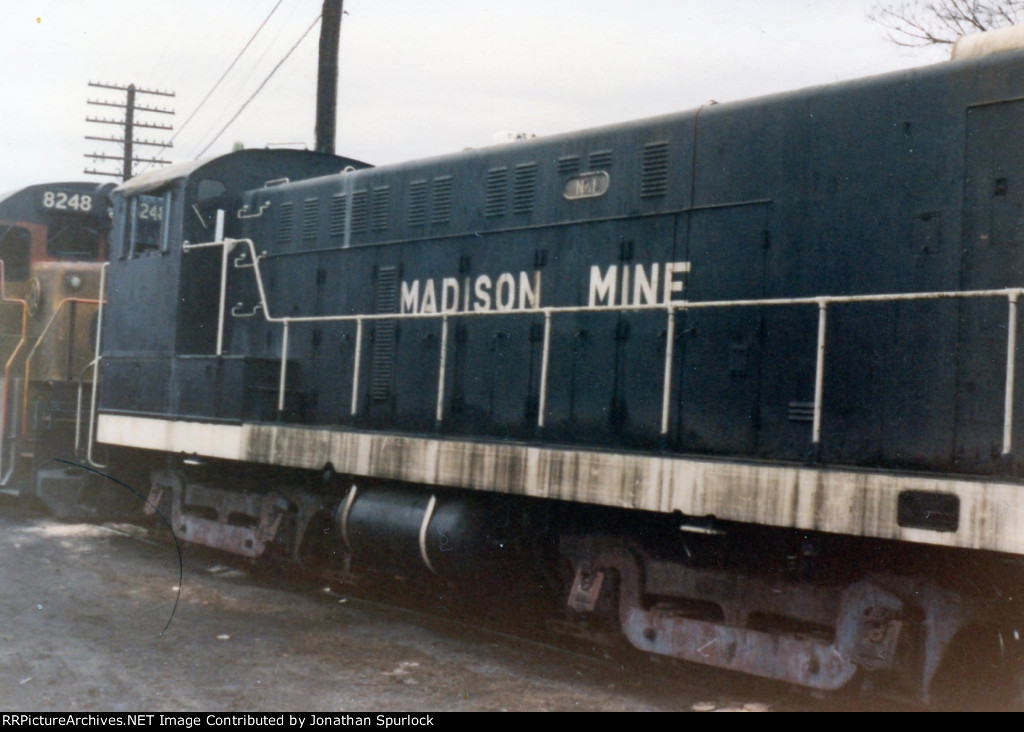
[95,412,1024,556]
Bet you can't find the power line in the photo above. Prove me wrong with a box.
[194,13,322,159]
[172,0,287,144]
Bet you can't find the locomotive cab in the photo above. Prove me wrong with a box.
[102,149,371,419]
[0,181,112,494]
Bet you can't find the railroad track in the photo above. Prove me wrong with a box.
[0,495,932,710]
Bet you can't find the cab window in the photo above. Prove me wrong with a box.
[46,219,101,261]
[127,191,172,257]
[0,225,31,281]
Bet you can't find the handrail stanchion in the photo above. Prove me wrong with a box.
[812,299,828,446]
[350,317,363,417]
[86,263,109,468]
[278,321,289,413]
[436,316,449,424]
[216,235,232,356]
[75,358,97,456]
[1004,290,1020,455]
[537,309,552,429]
[660,305,676,436]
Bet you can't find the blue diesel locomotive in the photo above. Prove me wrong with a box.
[35,27,1024,706]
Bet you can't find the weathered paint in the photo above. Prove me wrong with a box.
[97,412,1024,556]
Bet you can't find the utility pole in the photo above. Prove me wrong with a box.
[85,81,176,181]
[315,0,343,154]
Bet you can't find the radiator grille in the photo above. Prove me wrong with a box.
[485,167,508,217]
[371,266,398,401]
[641,141,669,197]
[329,194,346,237]
[589,149,613,169]
[408,180,428,227]
[276,202,294,245]
[513,163,537,214]
[350,190,368,233]
[557,155,581,174]
[372,186,390,231]
[301,197,319,240]
[432,176,453,225]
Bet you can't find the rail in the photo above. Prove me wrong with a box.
[182,237,1024,455]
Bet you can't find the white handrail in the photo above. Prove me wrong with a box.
[183,237,1024,455]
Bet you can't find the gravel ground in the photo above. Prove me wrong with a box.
[0,503,791,712]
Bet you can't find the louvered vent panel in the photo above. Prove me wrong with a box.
[301,197,319,240]
[330,194,346,237]
[788,401,815,422]
[350,191,368,233]
[408,180,428,227]
[641,141,670,197]
[557,155,581,174]
[589,150,613,169]
[372,186,390,231]
[513,163,537,214]
[485,167,508,217]
[371,266,398,401]
[432,176,453,225]
[276,202,294,245]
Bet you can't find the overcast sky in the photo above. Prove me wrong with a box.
[0,1,950,192]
